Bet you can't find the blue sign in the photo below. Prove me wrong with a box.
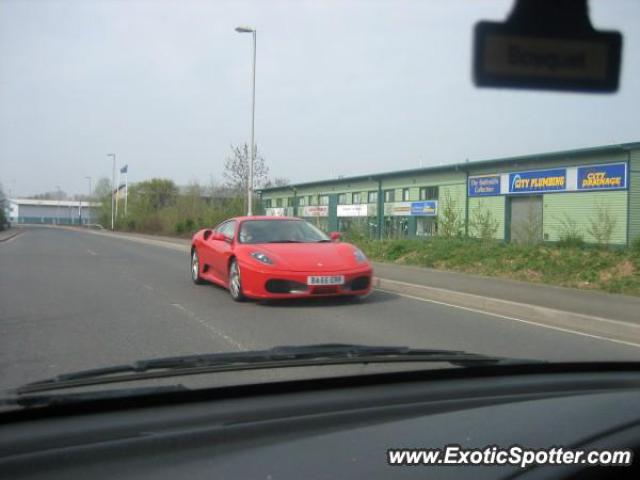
[410,201,437,216]
[577,163,627,191]
[509,168,566,194]
[468,175,501,197]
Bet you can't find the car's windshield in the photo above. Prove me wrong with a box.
[1,0,640,404]
[239,219,329,243]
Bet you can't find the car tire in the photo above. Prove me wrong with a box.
[191,249,205,285]
[228,259,246,302]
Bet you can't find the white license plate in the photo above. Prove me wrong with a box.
[307,275,345,286]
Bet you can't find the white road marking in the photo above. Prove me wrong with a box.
[170,303,246,351]
[375,288,640,350]
[142,284,155,291]
[87,249,97,256]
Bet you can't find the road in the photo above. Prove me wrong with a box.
[1,226,639,391]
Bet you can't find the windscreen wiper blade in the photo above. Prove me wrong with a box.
[12,344,544,395]
[0,385,188,409]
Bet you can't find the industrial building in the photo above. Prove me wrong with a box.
[259,142,640,246]
[8,199,100,226]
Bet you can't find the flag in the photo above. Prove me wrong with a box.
[120,164,128,174]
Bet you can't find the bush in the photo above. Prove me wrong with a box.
[469,201,499,241]
[557,214,584,248]
[632,236,640,255]
[438,191,464,238]
[588,202,617,246]
[557,235,585,249]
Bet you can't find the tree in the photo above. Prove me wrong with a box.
[588,201,617,246]
[438,191,464,238]
[223,143,269,193]
[264,177,290,188]
[93,177,113,227]
[469,201,499,241]
[32,190,67,200]
[94,177,112,200]
[130,179,178,212]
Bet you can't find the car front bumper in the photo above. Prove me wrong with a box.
[238,262,373,300]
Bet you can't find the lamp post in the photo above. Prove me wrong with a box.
[55,185,61,225]
[107,153,116,230]
[235,25,256,216]
[84,176,92,225]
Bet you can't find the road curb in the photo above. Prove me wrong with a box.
[0,230,21,243]
[374,277,640,347]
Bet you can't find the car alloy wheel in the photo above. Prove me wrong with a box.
[191,250,204,284]
[229,259,245,302]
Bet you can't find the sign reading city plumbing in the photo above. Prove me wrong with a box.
[508,168,566,194]
[577,163,627,190]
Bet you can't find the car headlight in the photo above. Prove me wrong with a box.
[353,248,367,263]
[250,252,273,264]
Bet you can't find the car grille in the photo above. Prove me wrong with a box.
[311,286,339,295]
[265,279,308,294]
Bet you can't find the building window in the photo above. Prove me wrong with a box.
[402,188,410,201]
[264,199,272,208]
[276,198,283,207]
[297,196,306,207]
[319,195,329,206]
[384,189,395,203]
[419,186,438,200]
[308,195,314,206]
[352,192,362,204]
[367,191,378,203]
[337,193,348,205]
[287,197,295,207]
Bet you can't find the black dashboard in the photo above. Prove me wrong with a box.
[1,364,639,479]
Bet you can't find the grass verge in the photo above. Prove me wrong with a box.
[353,237,640,296]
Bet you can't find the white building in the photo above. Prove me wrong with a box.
[8,199,101,226]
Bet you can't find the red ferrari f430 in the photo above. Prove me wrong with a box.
[190,217,373,301]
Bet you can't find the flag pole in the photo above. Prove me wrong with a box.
[115,169,119,220]
[124,170,128,217]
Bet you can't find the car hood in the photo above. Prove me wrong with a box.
[240,242,365,272]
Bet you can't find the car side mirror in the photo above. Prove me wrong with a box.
[330,231,341,242]
[211,232,226,242]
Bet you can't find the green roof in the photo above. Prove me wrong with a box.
[259,141,640,194]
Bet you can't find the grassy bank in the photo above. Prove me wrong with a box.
[353,237,640,296]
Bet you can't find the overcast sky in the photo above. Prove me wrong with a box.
[1,0,638,197]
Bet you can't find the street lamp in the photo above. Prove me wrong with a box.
[55,185,61,225]
[85,176,92,199]
[235,25,256,216]
[84,176,92,225]
[107,153,116,230]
